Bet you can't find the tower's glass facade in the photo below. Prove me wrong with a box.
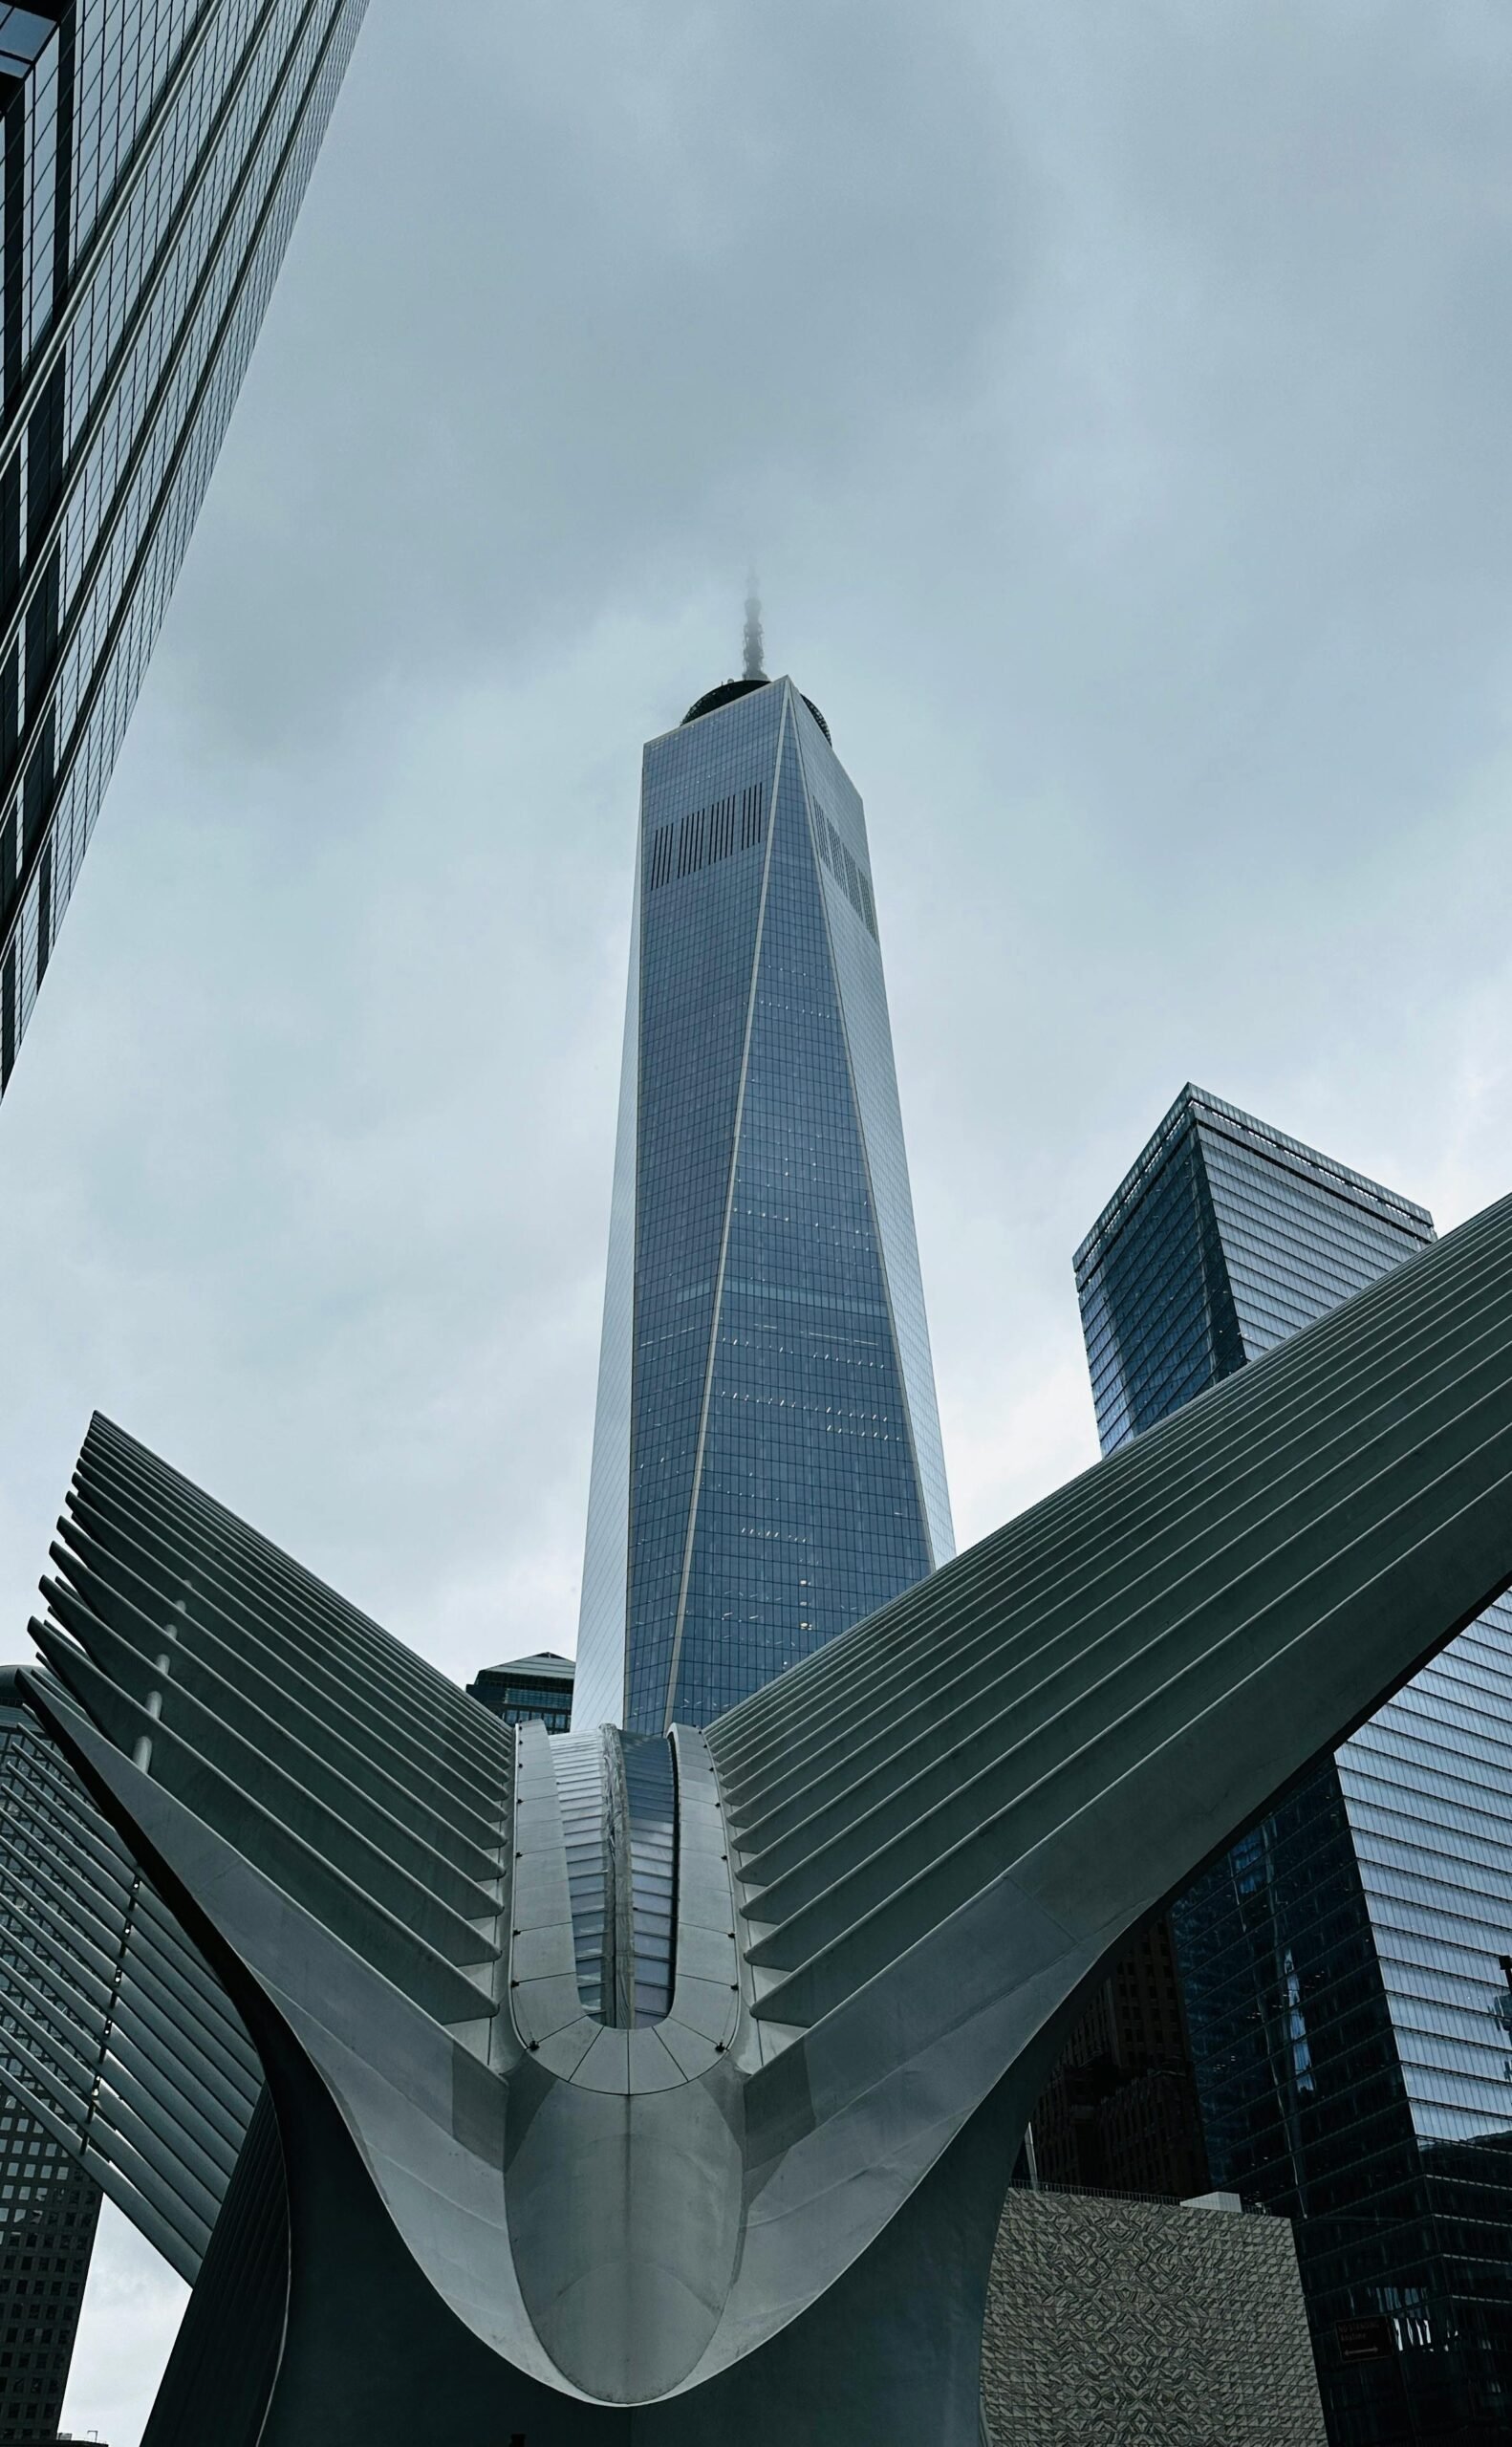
[1075,1084,1512,2447]
[0,0,369,1097]
[574,674,952,1735]
[0,8,369,2425]
[0,2100,99,2445]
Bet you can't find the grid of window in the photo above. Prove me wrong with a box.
[0,1668,259,2438]
[470,1679,572,1732]
[622,685,776,1734]
[793,699,953,1570]
[0,12,60,86]
[0,0,369,1097]
[0,2091,98,2445]
[810,795,876,939]
[573,679,951,1733]
[668,717,931,1725]
[572,857,641,1736]
[1077,1106,1244,1452]
[1075,1086,1434,1454]
[1029,1915,1210,2199]
[0,1712,100,2442]
[1076,1086,1512,2445]
[466,1657,574,1735]
[1200,1128,1430,1361]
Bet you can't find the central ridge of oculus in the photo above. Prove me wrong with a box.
[551,1728,678,2025]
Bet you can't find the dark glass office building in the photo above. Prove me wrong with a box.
[1029,1915,1210,2199]
[0,7,369,2430]
[466,1651,574,1734]
[0,0,369,1097]
[573,669,953,1734]
[1074,1083,1512,2447]
[0,1687,103,2443]
[0,2111,99,2446]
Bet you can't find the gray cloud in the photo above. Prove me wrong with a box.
[4,4,1512,2432]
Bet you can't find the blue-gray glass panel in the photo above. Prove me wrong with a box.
[792,695,953,1568]
[621,684,783,1735]
[1198,1124,1430,1362]
[576,680,951,1736]
[572,869,641,1734]
[1337,1597,1512,2151]
[0,10,57,81]
[1077,1110,1243,1451]
[1080,1088,1512,2438]
[666,720,932,1726]
[0,1706,103,2441]
[0,0,369,1094]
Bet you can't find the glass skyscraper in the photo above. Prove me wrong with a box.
[0,8,368,2430]
[1075,1083,1512,2447]
[0,0,369,1098]
[573,667,953,1735]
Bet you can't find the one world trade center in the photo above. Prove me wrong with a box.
[573,633,953,1734]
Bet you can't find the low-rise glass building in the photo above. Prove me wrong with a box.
[466,1652,575,1735]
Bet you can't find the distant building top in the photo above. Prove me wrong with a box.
[474,1652,575,1682]
[466,1653,574,1734]
[1074,1082,1433,1284]
[680,675,832,745]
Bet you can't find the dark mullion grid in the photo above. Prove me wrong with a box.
[0,0,339,994]
[0,0,370,1094]
[648,781,767,892]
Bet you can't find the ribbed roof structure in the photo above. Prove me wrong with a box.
[11,1189,1512,2440]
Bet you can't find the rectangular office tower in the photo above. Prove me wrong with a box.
[1076,1085,1512,2447]
[573,671,953,1734]
[466,1652,575,1734]
[0,0,369,1097]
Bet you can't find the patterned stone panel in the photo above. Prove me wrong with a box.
[983,2189,1327,2447]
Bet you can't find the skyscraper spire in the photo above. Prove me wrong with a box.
[743,574,766,681]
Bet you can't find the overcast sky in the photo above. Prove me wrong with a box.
[2,1,1510,2434]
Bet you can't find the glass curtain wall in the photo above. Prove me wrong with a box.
[0,9,368,2428]
[0,0,370,1096]
[1072,1084,1512,2447]
[0,1696,102,2443]
[573,674,952,1735]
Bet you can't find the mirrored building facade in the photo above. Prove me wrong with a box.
[573,672,953,1735]
[0,6,369,2429]
[1075,1084,1512,2447]
[0,0,369,1097]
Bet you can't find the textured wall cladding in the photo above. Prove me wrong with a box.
[983,2190,1327,2447]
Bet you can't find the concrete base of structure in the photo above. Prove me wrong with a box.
[249,2060,1024,2447]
